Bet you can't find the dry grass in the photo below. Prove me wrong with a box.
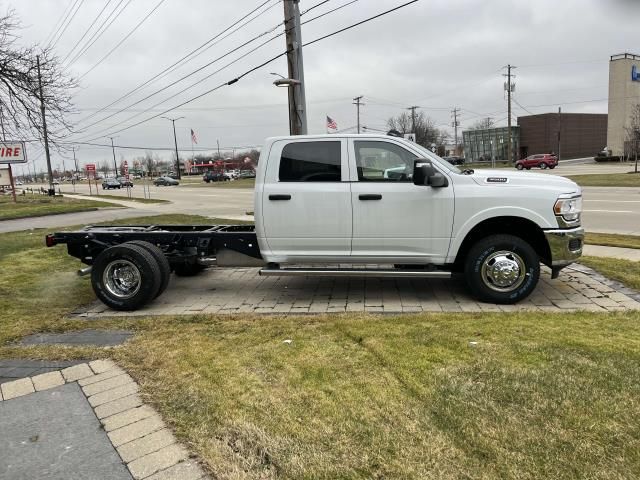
[567,172,640,187]
[0,193,120,220]
[579,256,640,291]
[2,216,640,479]
[585,232,640,250]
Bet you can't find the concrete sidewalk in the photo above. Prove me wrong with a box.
[0,360,207,480]
[583,244,640,261]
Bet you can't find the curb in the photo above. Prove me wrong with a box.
[0,359,207,480]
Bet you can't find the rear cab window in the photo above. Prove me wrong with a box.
[279,141,342,182]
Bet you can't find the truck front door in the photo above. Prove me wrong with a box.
[260,139,352,260]
[349,139,455,264]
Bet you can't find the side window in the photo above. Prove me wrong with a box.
[279,141,341,182]
[354,141,418,182]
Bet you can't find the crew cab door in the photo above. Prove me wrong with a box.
[260,138,352,260]
[349,139,454,263]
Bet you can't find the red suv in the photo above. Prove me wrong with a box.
[515,154,557,170]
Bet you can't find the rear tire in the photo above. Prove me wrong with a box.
[464,234,539,304]
[540,163,548,169]
[125,241,171,298]
[549,165,556,169]
[91,244,162,311]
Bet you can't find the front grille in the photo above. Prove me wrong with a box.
[568,238,582,251]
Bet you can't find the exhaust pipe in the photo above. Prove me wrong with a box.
[77,266,92,276]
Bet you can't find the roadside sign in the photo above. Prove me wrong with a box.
[86,164,96,178]
[0,142,27,164]
[403,133,416,142]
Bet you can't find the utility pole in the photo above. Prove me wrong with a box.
[451,107,460,150]
[283,0,308,135]
[557,107,562,161]
[37,55,55,196]
[407,105,420,136]
[109,137,117,177]
[217,139,220,158]
[72,147,78,176]
[162,116,184,179]
[353,96,364,133]
[503,64,516,162]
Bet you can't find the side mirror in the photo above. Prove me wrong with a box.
[413,160,435,186]
[413,160,448,188]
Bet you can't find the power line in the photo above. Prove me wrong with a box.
[72,0,277,124]
[61,0,115,65]
[513,98,534,115]
[78,0,168,80]
[71,0,341,138]
[64,0,132,68]
[50,0,85,49]
[78,0,421,141]
[72,29,286,140]
[43,0,76,46]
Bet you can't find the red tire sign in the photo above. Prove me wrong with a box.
[0,142,27,164]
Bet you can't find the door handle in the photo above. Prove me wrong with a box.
[269,194,291,201]
[359,194,382,201]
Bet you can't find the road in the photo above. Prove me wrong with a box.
[16,165,640,235]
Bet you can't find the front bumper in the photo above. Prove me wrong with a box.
[544,227,584,267]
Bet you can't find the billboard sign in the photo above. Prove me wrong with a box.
[0,142,27,164]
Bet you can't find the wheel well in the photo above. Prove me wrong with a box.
[453,216,551,271]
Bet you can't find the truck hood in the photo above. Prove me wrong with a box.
[468,169,581,194]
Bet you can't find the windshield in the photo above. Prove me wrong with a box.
[411,143,462,174]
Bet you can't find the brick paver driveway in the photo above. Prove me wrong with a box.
[76,264,640,317]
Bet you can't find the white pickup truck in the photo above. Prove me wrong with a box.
[47,134,584,310]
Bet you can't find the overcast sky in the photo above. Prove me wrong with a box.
[7,0,640,171]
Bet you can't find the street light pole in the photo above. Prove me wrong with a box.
[162,116,184,179]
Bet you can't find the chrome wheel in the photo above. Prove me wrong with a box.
[103,259,141,299]
[480,250,526,292]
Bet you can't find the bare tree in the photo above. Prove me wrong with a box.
[0,11,76,146]
[625,103,640,172]
[469,118,496,130]
[386,111,448,150]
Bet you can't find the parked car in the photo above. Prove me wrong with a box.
[102,178,121,189]
[154,176,179,186]
[443,156,465,166]
[515,154,558,170]
[238,170,256,179]
[117,177,134,187]
[203,171,227,183]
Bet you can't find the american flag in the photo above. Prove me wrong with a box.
[190,128,198,144]
[326,116,337,130]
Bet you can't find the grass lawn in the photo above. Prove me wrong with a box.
[2,218,640,479]
[0,193,121,221]
[579,256,640,291]
[586,232,640,250]
[567,172,640,187]
[69,193,170,204]
[182,178,255,189]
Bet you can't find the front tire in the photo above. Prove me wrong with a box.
[516,164,523,170]
[91,244,162,311]
[464,234,540,304]
[540,163,548,169]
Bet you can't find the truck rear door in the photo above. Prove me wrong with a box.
[260,138,352,260]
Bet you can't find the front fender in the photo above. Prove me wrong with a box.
[447,206,555,263]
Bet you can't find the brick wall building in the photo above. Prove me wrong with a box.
[517,113,607,159]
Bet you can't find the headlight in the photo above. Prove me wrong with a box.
[554,194,582,223]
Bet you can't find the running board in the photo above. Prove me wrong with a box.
[259,268,451,278]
